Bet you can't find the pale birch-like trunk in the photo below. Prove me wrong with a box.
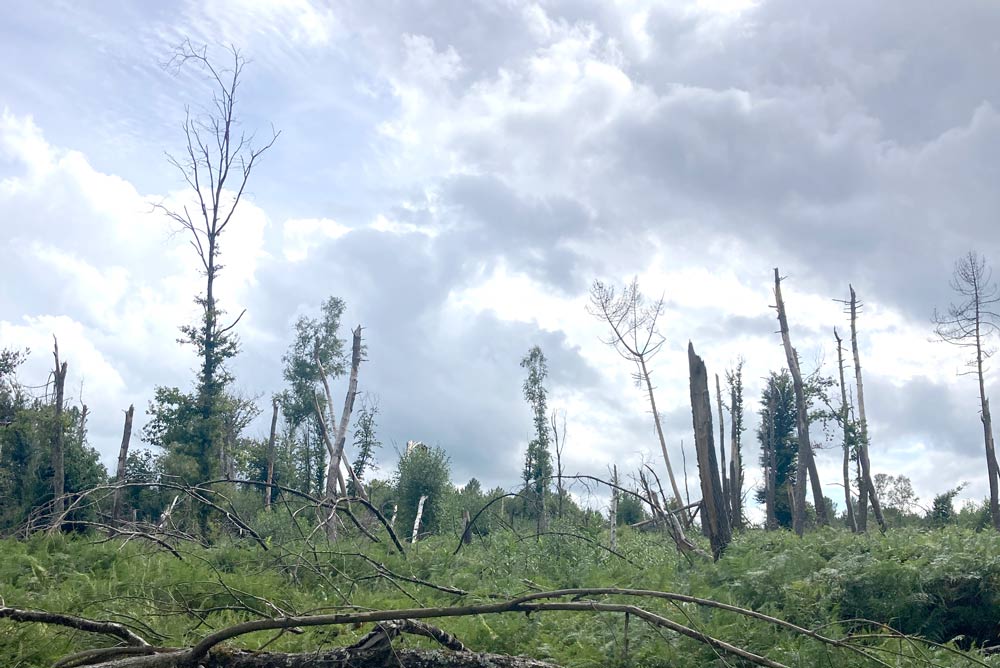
[412,495,428,544]
[50,338,68,526]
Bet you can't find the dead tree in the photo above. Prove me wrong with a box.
[773,268,827,534]
[933,252,1000,531]
[264,398,279,511]
[110,404,135,528]
[834,330,858,533]
[841,286,887,533]
[764,392,778,530]
[50,337,68,526]
[726,360,745,529]
[715,374,731,519]
[687,342,731,559]
[588,279,685,516]
[610,465,619,551]
[156,42,278,508]
[550,409,567,519]
[412,495,428,544]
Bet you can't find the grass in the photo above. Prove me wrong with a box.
[3,524,1000,667]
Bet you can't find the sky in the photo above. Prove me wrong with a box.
[2,0,1000,518]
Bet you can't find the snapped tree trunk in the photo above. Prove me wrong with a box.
[715,374,731,520]
[412,495,428,544]
[610,465,619,551]
[834,330,858,533]
[332,326,365,499]
[110,404,135,528]
[687,342,731,559]
[728,369,744,530]
[265,398,279,511]
[773,268,827,535]
[848,286,887,533]
[50,338,68,527]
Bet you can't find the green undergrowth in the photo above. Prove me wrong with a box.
[2,526,1000,667]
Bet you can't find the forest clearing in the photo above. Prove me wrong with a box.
[5,2,1000,667]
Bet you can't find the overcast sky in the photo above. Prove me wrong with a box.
[3,0,999,518]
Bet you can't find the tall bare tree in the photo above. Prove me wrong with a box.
[50,337,67,525]
[725,360,745,529]
[715,374,730,518]
[834,329,858,533]
[588,279,685,517]
[550,408,567,519]
[773,268,828,534]
[933,252,1000,531]
[156,41,278,497]
[841,286,887,533]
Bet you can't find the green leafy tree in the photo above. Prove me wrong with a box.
[349,397,380,496]
[927,484,966,527]
[520,346,552,527]
[280,296,347,494]
[394,445,452,536]
[756,370,798,528]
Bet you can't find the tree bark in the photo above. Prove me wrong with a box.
[610,465,619,551]
[50,337,68,526]
[715,374,730,519]
[773,268,827,534]
[111,404,135,528]
[412,495,428,544]
[641,358,686,520]
[765,393,778,530]
[728,369,743,530]
[834,330,858,533]
[329,326,365,500]
[265,398,279,511]
[848,286,887,533]
[687,342,731,559]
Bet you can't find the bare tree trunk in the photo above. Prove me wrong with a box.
[610,465,619,551]
[765,394,778,530]
[715,374,730,520]
[265,399,279,511]
[848,286,887,533]
[687,342,731,559]
[550,410,566,519]
[412,495,428,544]
[773,268,827,534]
[50,338,68,527]
[332,327,364,498]
[641,359,685,519]
[110,404,134,528]
[834,330,858,533]
[390,503,398,530]
[462,510,473,544]
[728,366,744,530]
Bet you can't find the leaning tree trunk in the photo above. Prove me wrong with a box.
[110,404,135,528]
[687,342,731,559]
[333,326,365,498]
[773,268,827,535]
[848,286,887,533]
[265,398,279,511]
[640,358,686,520]
[412,495,429,544]
[50,338,68,527]
[834,330,858,533]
